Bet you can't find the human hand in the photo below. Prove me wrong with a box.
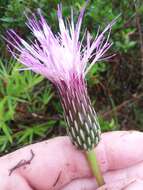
[0,131,143,190]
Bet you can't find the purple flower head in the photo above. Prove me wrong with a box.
[6,4,116,150]
[6,4,115,86]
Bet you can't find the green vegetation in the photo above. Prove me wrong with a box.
[0,0,143,155]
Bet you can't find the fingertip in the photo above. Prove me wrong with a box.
[98,131,143,170]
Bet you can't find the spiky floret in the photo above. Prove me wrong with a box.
[6,4,115,150]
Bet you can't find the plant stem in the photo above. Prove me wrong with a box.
[85,149,105,187]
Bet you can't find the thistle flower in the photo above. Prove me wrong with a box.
[6,3,115,186]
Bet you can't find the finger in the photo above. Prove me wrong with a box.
[61,178,143,190]
[62,161,143,190]
[97,179,139,190]
[61,177,97,190]
[103,160,143,186]
[10,175,34,190]
[0,131,143,190]
[0,174,33,190]
[0,136,90,190]
[61,177,138,190]
[62,177,143,190]
[98,130,143,170]
[97,179,143,190]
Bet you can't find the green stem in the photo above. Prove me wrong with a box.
[85,149,105,187]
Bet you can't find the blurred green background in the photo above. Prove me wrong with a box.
[0,0,143,155]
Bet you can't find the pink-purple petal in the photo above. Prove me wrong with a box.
[6,3,116,85]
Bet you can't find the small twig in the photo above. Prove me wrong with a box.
[102,93,143,118]
[9,149,35,176]
[52,171,62,187]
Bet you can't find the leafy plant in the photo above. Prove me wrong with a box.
[99,118,116,132]
[0,59,55,152]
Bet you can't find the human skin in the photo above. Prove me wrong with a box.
[0,131,143,190]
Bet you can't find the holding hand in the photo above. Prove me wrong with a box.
[0,131,143,190]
